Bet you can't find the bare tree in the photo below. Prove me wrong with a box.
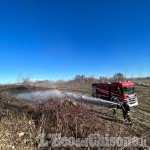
[21,76,31,86]
[113,73,125,81]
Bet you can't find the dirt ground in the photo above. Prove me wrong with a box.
[0,84,149,150]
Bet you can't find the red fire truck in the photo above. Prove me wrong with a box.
[92,81,138,107]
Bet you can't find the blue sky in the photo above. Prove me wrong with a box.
[0,0,150,83]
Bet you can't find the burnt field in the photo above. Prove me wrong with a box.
[0,83,150,150]
[131,84,150,136]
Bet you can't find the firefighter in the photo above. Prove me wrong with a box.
[112,97,119,117]
[121,100,132,126]
[113,105,117,117]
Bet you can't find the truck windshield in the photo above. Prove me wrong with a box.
[123,86,135,94]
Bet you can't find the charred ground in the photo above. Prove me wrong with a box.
[0,83,150,149]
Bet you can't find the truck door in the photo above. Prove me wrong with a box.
[92,86,96,97]
[108,84,111,100]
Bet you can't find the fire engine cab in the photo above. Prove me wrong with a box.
[92,81,138,107]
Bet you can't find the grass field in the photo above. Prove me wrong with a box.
[60,82,150,146]
[0,81,150,149]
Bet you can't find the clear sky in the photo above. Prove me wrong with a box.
[0,0,150,83]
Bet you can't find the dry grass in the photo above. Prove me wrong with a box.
[0,84,150,149]
[0,93,36,149]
